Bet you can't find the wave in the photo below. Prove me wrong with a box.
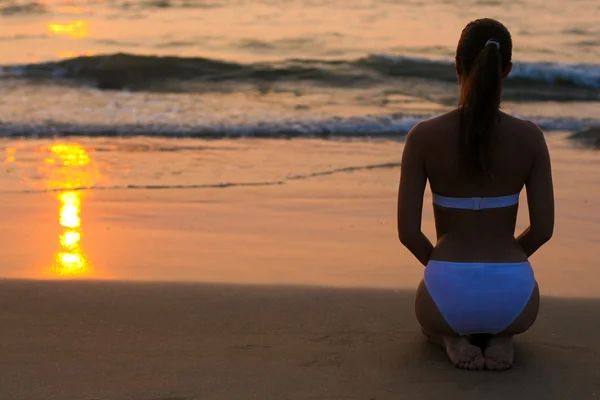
[0,113,597,139]
[367,54,600,90]
[1,53,599,98]
[121,0,222,10]
[0,114,425,138]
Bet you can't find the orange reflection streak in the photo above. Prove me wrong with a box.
[54,191,89,277]
[48,21,89,38]
[4,147,16,164]
[45,144,98,277]
[46,144,98,190]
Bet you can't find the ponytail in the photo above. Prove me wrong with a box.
[458,41,503,174]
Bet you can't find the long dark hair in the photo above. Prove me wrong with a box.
[456,18,512,174]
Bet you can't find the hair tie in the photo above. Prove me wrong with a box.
[485,39,500,49]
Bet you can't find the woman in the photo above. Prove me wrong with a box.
[397,18,554,371]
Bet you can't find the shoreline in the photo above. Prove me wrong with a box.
[1,132,599,296]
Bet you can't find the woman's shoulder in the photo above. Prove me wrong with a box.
[411,110,544,140]
[417,110,460,130]
[406,110,547,155]
[498,111,541,131]
[407,110,459,138]
[498,111,547,149]
[405,110,460,151]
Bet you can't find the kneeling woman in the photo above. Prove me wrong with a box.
[397,18,554,371]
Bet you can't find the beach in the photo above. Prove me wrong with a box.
[1,0,599,396]
[2,133,599,295]
[1,133,600,398]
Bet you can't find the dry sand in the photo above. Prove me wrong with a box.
[1,281,600,399]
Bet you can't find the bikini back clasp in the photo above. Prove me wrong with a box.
[432,193,520,211]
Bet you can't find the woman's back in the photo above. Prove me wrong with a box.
[416,110,547,262]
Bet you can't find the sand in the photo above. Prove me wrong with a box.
[3,133,599,296]
[1,133,599,398]
[1,280,600,399]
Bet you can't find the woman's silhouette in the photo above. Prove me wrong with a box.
[397,18,554,371]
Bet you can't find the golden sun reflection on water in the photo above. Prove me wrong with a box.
[45,143,99,277]
[6,143,101,277]
[45,144,98,190]
[53,190,90,277]
[48,20,89,38]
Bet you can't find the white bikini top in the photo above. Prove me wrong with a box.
[432,193,520,211]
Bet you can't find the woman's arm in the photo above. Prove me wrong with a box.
[517,123,555,257]
[397,124,434,266]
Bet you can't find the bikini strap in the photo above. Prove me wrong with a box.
[432,193,520,211]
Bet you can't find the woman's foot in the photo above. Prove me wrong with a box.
[422,329,484,370]
[442,336,485,370]
[484,335,514,371]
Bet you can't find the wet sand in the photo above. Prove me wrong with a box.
[2,134,599,296]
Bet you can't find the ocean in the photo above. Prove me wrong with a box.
[0,0,598,140]
[0,0,599,283]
